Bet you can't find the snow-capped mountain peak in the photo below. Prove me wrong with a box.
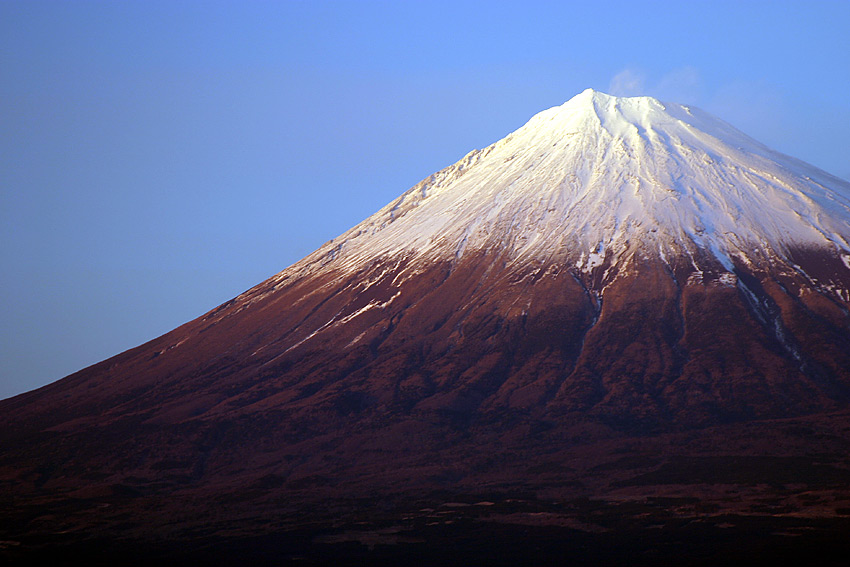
[289,90,850,285]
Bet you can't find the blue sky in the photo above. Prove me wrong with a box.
[2,0,849,399]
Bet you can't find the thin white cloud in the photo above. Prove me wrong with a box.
[607,67,702,104]
[608,69,646,97]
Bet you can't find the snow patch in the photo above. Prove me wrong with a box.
[586,251,605,271]
[687,271,704,286]
[336,291,401,326]
[346,331,368,349]
[717,272,737,287]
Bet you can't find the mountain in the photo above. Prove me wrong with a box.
[3,90,850,565]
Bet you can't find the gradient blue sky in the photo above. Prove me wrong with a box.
[2,0,849,399]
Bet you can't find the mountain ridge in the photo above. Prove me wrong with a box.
[2,90,850,564]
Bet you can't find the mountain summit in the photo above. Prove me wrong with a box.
[3,91,850,563]
[295,88,850,281]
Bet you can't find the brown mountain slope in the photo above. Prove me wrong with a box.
[2,248,849,500]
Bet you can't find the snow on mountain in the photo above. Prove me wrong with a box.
[284,89,850,284]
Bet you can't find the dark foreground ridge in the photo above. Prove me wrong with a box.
[4,411,850,565]
[4,492,850,566]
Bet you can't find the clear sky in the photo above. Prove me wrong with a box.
[2,0,849,400]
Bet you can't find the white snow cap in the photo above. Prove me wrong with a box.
[297,89,850,275]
